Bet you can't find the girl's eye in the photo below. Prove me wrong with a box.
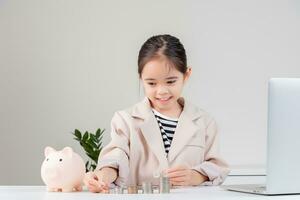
[167,80,176,84]
[148,82,156,86]
[46,158,49,161]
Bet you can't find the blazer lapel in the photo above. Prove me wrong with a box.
[132,98,169,169]
[167,99,202,163]
[140,115,169,169]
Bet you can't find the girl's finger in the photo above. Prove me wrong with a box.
[166,165,188,173]
[169,176,187,182]
[84,173,99,186]
[87,184,101,193]
[167,170,186,178]
[99,182,109,191]
[100,188,110,193]
[170,180,187,186]
[88,179,101,188]
[89,181,110,193]
[90,188,101,193]
[86,172,98,179]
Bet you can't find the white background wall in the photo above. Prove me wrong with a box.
[0,0,299,185]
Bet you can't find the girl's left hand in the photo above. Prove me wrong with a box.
[166,165,208,186]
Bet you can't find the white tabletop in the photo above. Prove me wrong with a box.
[1,176,299,200]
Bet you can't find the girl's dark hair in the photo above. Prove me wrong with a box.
[138,34,187,77]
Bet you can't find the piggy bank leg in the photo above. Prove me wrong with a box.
[47,187,60,192]
[62,187,74,192]
[75,185,83,192]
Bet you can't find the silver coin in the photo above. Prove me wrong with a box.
[159,176,170,193]
[142,182,153,194]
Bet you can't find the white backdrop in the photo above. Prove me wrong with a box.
[0,0,299,184]
[183,0,300,174]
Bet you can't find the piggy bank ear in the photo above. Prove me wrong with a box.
[62,147,73,158]
[44,146,56,157]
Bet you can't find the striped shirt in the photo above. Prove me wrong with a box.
[152,109,178,155]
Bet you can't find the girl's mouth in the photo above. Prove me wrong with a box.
[156,96,172,103]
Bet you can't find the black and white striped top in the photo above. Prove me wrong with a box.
[152,109,178,155]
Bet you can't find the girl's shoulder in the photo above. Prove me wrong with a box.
[112,99,150,120]
[182,99,216,126]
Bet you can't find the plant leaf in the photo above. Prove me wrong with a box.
[87,152,97,161]
[83,131,88,142]
[85,161,89,172]
[74,129,82,139]
[87,138,97,149]
[83,142,93,153]
[95,129,100,138]
[91,164,97,171]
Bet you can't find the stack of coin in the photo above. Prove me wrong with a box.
[127,185,138,194]
[109,188,116,194]
[142,182,153,194]
[114,186,123,194]
[159,176,170,193]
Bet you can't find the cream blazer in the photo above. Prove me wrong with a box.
[96,97,230,186]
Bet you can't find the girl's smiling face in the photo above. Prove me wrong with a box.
[141,57,191,112]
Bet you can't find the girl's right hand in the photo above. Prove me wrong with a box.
[84,171,109,193]
[84,167,118,193]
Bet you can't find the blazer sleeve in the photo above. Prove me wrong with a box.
[191,118,230,185]
[96,111,130,186]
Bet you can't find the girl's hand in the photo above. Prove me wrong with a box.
[83,171,109,193]
[84,167,118,193]
[166,165,208,186]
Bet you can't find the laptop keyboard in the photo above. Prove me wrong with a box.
[223,184,266,193]
[247,184,266,192]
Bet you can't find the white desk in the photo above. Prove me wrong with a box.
[1,176,299,200]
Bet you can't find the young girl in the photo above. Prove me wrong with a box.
[84,34,229,193]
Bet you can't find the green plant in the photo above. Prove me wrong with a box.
[71,128,104,172]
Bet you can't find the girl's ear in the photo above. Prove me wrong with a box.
[184,67,192,82]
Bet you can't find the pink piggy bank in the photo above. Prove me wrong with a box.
[41,146,85,192]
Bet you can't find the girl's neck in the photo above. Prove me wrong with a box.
[151,101,183,119]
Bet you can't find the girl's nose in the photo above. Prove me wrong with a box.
[157,86,169,94]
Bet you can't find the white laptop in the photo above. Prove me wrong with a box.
[222,78,300,195]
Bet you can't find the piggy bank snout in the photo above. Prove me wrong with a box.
[43,168,59,179]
